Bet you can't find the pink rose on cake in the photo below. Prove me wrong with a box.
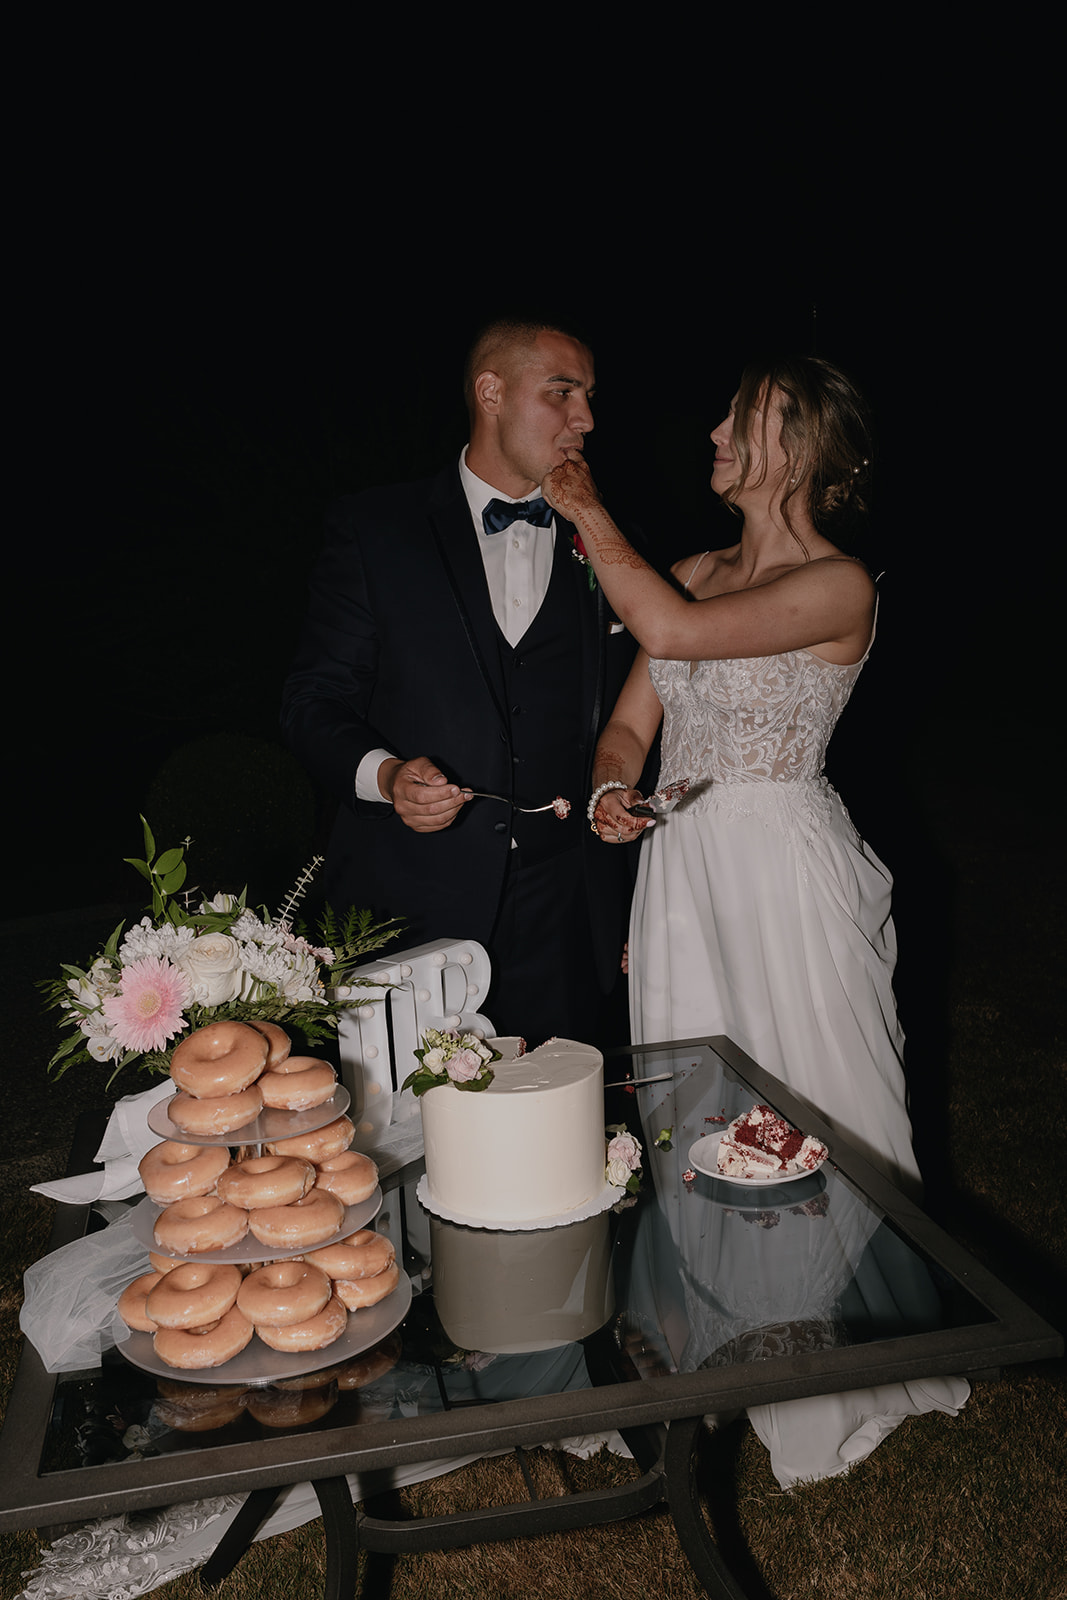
[607,1132,641,1172]
[445,1049,483,1083]
[605,1125,643,1195]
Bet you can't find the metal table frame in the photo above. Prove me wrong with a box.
[2,1039,1060,1598]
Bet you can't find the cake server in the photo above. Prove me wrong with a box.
[623,777,692,818]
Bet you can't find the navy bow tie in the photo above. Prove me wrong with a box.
[482,496,553,535]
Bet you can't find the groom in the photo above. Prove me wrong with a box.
[281,317,639,1044]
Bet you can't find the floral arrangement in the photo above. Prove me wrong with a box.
[402,1028,501,1097]
[605,1125,643,1194]
[40,818,401,1084]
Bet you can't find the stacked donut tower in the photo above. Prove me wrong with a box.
[117,1019,400,1371]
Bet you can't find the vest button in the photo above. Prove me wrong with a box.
[493,821,508,833]
[511,705,521,716]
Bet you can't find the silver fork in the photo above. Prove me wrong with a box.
[413,779,565,814]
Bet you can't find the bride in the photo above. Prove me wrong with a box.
[543,354,969,1488]
[543,354,915,1192]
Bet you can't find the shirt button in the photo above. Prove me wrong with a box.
[512,597,521,607]
[512,538,520,549]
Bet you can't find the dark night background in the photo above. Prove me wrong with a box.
[8,59,1054,1074]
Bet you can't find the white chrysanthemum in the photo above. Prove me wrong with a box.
[230,909,276,946]
[120,918,196,965]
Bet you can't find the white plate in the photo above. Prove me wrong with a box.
[688,1132,826,1186]
[415,1174,626,1232]
[132,1188,383,1263]
[146,1087,351,1146]
[113,1269,412,1386]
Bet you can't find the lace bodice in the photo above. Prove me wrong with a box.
[651,647,867,790]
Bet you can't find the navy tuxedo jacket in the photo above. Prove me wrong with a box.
[282,463,639,990]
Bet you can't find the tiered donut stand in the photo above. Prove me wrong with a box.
[118,1084,411,1384]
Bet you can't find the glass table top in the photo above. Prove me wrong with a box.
[35,1038,1001,1482]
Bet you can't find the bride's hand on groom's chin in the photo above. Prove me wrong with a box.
[542,453,600,518]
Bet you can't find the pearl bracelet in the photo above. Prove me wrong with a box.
[587,780,628,823]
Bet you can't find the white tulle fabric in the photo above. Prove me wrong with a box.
[629,625,970,1484]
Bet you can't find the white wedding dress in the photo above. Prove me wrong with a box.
[628,590,969,1485]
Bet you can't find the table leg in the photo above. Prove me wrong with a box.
[312,1477,359,1600]
[664,1416,751,1600]
[199,1486,283,1589]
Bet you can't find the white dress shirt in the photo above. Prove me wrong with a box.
[355,449,557,802]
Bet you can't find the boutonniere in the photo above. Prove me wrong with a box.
[570,532,597,592]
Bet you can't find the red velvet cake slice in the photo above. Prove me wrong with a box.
[716,1105,827,1180]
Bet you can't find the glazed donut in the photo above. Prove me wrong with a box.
[117,1271,166,1332]
[305,1230,394,1283]
[149,1251,181,1275]
[259,1056,337,1111]
[168,1083,263,1137]
[247,1189,345,1251]
[246,1383,338,1428]
[139,1141,230,1204]
[254,1293,348,1353]
[334,1260,400,1311]
[154,1389,249,1432]
[269,1115,354,1164]
[216,1154,315,1210]
[146,1262,242,1328]
[153,1195,249,1255]
[313,1151,378,1207]
[237,1260,332,1327]
[170,1020,269,1098]
[246,1019,292,1069]
[154,1305,255,1369]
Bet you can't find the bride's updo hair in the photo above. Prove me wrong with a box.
[723,355,872,542]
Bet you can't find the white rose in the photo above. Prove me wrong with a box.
[606,1157,633,1188]
[422,1048,447,1073]
[175,933,243,1007]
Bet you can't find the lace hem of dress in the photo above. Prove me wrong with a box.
[16,1496,239,1600]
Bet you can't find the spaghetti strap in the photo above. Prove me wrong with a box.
[683,551,710,592]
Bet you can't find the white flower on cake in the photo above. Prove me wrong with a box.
[404,1028,500,1096]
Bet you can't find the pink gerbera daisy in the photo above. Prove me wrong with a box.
[102,958,191,1054]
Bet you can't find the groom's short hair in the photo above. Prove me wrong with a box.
[463,316,591,415]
